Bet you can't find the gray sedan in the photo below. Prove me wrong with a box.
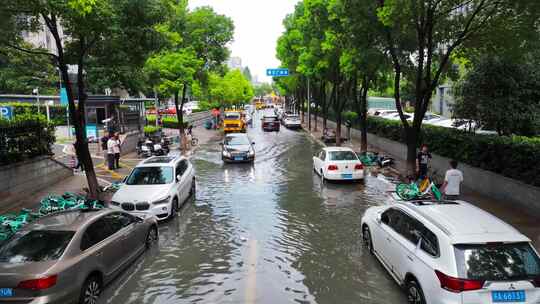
[0,209,158,304]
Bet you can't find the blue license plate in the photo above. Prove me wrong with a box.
[234,157,244,161]
[0,288,12,297]
[492,290,526,302]
[342,174,353,179]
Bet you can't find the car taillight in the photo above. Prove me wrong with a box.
[435,270,484,293]
[532,277,540,288]
[17,275,57,290]
[354,163,364,170]
[328,165,338,171]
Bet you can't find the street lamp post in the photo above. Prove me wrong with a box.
[33,88,40,114]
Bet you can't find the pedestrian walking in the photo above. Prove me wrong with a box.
[113,133,122,169]
[106,133,116,170]
[416,144,432,179]
[441,160,464,200]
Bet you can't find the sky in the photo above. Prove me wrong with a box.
[188,0,299,83]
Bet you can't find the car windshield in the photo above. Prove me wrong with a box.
[0,230,74,263]
[225,113,240,120]
[225,136,250,146]
[328,151,358,161]
[125,166,174,185]
[454,242,540,281]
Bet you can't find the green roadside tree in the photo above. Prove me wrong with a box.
[376,0,528,174]
[254,83,273,97]
[453,56,540,136]
[0,43,59,94]
[146,49,202,152]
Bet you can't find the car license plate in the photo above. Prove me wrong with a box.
[342,174,353,179]
[234,157,244,161]
[492,290,526,302]
[0,288,13,297]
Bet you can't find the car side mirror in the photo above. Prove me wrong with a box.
[134,217,144,224]
[176,174,182,181]
[376,215,382,224]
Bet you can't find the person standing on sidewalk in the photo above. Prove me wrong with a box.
[106,133,116,170]
[441,160,464,200]
[416,144,432,179]
[113,133,122,169]
[100,134,109,165]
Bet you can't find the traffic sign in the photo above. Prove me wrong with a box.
[267,68,289,77]
[0,106,13,120]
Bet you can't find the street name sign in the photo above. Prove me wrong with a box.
[267,68,289,77]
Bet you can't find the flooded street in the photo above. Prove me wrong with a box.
[99,111,407,303]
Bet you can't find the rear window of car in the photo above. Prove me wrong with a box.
[454,242,540,281]
[328,151,358,161]
[263,117,278,122]
[0,230,74,263]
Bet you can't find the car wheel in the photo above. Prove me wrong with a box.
[79,275,101,304]
[406,279,426,304]
[145,226,158,249]
[362,225,374,254]
[190,179,196,198]
[169,198,178,219]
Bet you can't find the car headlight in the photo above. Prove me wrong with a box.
[248,150,255,156]
[110,201,120,206]
[153,195,171,205]
[223,150,231,157]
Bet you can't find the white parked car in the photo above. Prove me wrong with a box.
[384,112,414,121]
[283,114,302,129]
[370,109,398,117]
[361,200,540,304]
[313,147,365,181]
[111,156,196,221]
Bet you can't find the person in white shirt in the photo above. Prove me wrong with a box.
[106,134,116,170]
[442,160,464,200]
[113,133,122,169]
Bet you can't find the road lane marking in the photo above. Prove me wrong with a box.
[245,238,258,304]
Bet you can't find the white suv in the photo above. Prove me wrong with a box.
[361,200,540,304]
[111,156,195,221]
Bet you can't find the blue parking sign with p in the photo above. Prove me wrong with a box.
[0,106,13,120]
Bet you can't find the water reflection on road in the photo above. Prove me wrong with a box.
[100,111,406,304]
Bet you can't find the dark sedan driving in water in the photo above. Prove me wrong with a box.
[221,133,255,163]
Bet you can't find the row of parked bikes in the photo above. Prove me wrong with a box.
[0,193,105,242]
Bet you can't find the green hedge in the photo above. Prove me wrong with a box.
[365,117,540,187]
[0,114,56,165]
[143,125,162,136]
[146,116,188,129]
[0,102,68,126]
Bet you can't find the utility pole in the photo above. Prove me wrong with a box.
[154,87,159,127]
[33,88,40,114]
[307,77,311,131]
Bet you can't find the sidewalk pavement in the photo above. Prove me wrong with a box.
[302,120,540,248]
[0,125,223,215]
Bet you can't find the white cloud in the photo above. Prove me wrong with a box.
[188,0,299,83]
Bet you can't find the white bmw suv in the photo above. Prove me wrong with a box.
[361,200,540,304]
[111,156,195,221]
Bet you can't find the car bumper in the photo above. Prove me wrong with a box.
[223,155,255,163]
[224,127,244,132]
[285,123,302,129]
[110,204,171,221]
[324,171,365,181]
[262,126,280,131]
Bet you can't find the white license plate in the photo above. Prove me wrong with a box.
[342,174,353,179]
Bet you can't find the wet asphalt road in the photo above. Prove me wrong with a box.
[98,110,409,304]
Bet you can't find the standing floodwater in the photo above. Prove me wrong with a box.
[99,112,406,304]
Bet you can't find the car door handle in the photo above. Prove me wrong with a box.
[407,255,414,262]
[96,251,103,257]
[386,237,392,243]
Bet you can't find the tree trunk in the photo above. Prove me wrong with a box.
[405,127,419,176]
[334,81,342,147]
[174,84,188,154]
[74,49,99,199]
[359,76,369,152]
